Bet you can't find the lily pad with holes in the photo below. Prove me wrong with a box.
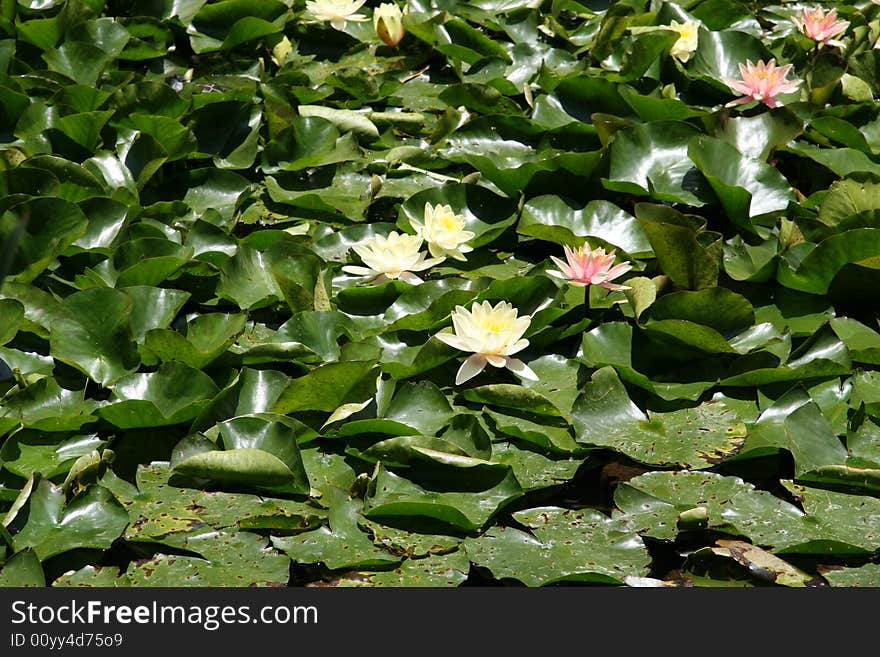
[465,506,650,586]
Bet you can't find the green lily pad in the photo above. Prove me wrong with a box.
[490,442,584,492]
[0,299,24,345]
[519,195,652,257]
[714,109,804,161]
[817,178,880,229]
[440,115,602,197]
[779,482,880,555]
[571,367,746,469]
[364,465,522,533]
[485,410,581,454]
[0,430,104,479]
[107,464,323,541]
[11,481,129,560]
[344,549,470,587]
[122,286,191,342]
[778,229,880,296]
[635,203,722,290]
[603,121,707,206]
[361,519,462,559]
[172,416,311,495]
[822,564,880,587]
[831,317,880,365]
[0,548,45,587]
[113,238,194,287]
[649,287,753,329]
[379,380,455,436]
[272,487,400,571]
[98,362,220,428]
[688,136,793,233]
[641,287,755,353]
[0,378,98,432]
[52,565,127,587]
[49,287,140,386]
[720,326,851,386]
[262,116,359,172]
[0,197,88,282]
[465,506,650,586]
[125,529,290,587]
[171,447,305,494]
[460,384,562,418]
[734,388,848,477]
[274,361,378,414]
[519,354,583,417]
[614,471,810,546]
[143,313,247,369]
[191,367,290,432]
[580,322,714,401]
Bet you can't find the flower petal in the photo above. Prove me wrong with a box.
[398,271,424,285]
[456,354,487,385]
[342,265,372,276]
[435,332,471,351]
[505,338,530,355]
[485,354,507,367]
[505,358,538,381]
[597,281,631,291]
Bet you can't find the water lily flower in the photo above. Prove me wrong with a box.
[410,203,475,261]
[723,59,801,109]
[342,231,443,284]
[549,244,632,290]
[436,301,537,385]
[793,7,849,49]
[374,2,406,47]
[305,0,368,30]
[666,20,699,63]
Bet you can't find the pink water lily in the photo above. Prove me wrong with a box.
[549,244,632,290]
[793,7,849,49]
[723,59,801,109]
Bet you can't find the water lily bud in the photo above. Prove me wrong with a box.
[272,35,293,66]
[374,3,405,47]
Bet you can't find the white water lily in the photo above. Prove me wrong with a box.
[305,0,368,30]
[666,20,699,63]
[411,202,475,261]
[435,301,537,385]
[342,231,443,285]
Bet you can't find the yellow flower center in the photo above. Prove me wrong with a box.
[478,318,506,333]
[675,24,696,39]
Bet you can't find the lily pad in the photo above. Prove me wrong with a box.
[10,481,129,560]
[364,465,522,533]
[603,121,707,206]
[519,195,652,257]
[48,287,140,386]
[98,362,220,428]
[571,367,746,469]
[125,529,290,587]
[272,487,400,571]
[346,549,470,587]
[107,464,323,541]
[465,506,650,586]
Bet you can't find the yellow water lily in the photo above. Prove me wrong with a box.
[342,231,443,285]
[666,20,699,63]
[411,202,475,262]
[305,0,368,30]
[435,301,537,385]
